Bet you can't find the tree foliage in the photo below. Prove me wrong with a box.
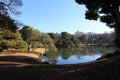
[20,26,42,51]
[0,0,22,16]
[75,0,120,47]
[79,34,88,44]
[0,0,22,32]
[20,26,57,52]
[0,14,18,32]
[49,31,114,48]
[41,33,57,52]
[0,29,28,51]
[76,31,115,45]
[55,32,82,48]
[0,0,27,51]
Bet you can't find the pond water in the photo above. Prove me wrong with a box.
[41,46,116,65]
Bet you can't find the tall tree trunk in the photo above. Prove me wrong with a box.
[112,5,120,48]
[115,26,120,48]
[28,38,32,51]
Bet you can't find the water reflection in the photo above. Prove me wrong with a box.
[41,46,116,65]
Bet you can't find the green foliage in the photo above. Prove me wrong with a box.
[0,30,28,51]
[56,32,83,48]
[20,26,57,52]
[71,35,82,47]
[20,26,42,50]
[15,40,28,50]
[60,32,73,47]
[55,31,114,48]
[61,32,71,40]
[0,4,26,51]
[0,0,22,32]
[61,39,74,48]
[0,14,18,32]
[47,33,59,43]
[79,34,88,44]
[41,33,57,52]
[75,0,120,48]
[0,0,22,16]
[0,39,27,51]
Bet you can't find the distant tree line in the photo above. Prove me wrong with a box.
[48,31,115,48]
[75,31,115,45]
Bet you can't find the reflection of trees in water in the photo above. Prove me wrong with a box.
[42,46,116,64]
[87,46,116,54]
[60,48,74,60]
[78,46,116,55]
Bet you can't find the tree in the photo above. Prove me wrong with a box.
[61,32,71,40]
[20,26,42,51]
[20,26,57,52]
[0,0,22,32]
[0,15,18,32]
[0,0,22,16]
[79,34,88,44]
[71,35,82,47]
[55,32,83,48]
[0,29,28,51]
[47,33,59,43]
[41,33,57,52]
[75,0,120,47]
[56,32,73,48]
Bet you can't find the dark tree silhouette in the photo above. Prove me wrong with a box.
[0,14,18,32]
[0,0,22,16]
[75,0,120,48]
[0,0,22,31]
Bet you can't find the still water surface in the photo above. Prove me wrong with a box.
[41,46,116,65]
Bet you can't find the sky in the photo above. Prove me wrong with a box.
[14,0,114,34]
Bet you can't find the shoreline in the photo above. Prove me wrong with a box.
[0,51,119,80]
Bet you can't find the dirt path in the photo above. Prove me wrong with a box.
[0,52,41,66]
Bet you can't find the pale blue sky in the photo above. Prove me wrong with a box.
[14,0,113,34]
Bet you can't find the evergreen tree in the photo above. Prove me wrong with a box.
[75,0,120,48]
[0,29,28,51]
[20,26,42,51]
[41,33,57,52]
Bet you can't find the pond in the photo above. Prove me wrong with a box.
[41,46,116,65]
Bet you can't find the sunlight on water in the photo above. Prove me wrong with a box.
[57,54,101,64]
[41,46,116,65]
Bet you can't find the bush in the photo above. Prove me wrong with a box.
[0,39,28,51]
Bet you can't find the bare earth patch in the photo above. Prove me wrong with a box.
[0,52,120,80]
[0,52,41,66]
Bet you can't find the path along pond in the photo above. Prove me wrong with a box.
[40,46,116,65]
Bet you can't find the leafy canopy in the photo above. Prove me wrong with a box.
[0,0,22,16]
[0,29,28,51]
[75,0,120,28]
[75,0,120,47]
[0,0,23,32]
